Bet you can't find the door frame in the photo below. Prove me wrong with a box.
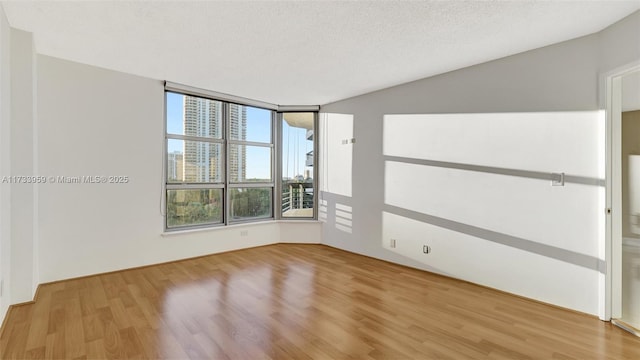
[602,61,640,321]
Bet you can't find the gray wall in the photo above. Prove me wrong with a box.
[320,11,640,314]
[0,4,11,323]
[36,55,284,283]
[10,29,37,305]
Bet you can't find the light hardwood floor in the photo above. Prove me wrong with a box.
[1,244,639,359]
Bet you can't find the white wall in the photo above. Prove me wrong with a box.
[35,55,321,283]
[279,221,322,244]
[319,113,353,197]
[0,4,11,324]
[0,46,323,327]
[10,28,36,304]
[0,13,42,326]
[320,11,640,316]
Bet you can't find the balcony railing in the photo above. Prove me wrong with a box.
[281,180,314,217]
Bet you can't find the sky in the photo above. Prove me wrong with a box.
[282,121,311,179]
[166,92,311,179]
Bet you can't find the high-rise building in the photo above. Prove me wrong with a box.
[167,151,183,182]
[182,96,246,182]
[229,104,247,182]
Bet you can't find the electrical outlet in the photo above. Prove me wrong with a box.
[390,239,397,248]
[423,245,431,254]
[240,230,248,237]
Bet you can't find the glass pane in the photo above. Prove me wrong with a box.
[229,104,272,143]
[282,113,315,218]
[166,92,222,139]
[167,139,222,183]
[229,144,271,183]
[166,189,223,228]
[230,188,272,220]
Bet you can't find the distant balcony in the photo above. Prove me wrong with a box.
[306,151,313,167]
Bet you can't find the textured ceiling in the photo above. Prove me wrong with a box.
[2,1,640,105]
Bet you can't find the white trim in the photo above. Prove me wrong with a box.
[277,220,321,224]
[602,60,640,321]
[610,75,623,320]
[161,219,322,237]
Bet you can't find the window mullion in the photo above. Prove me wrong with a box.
[167,133,224,144]
[313,112,319,220]
[274,112,281,220]
[228,182,274,188]
[167,184,224,190]
[224,101,230,226]
[228,140,273,148]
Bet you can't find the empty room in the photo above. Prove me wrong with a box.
[1,0,640,359]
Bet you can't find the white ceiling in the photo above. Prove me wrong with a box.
[2,1,640,105]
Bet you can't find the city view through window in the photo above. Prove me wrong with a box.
[166,92,272,228]
[165,92,315,229]
[282,113,315,218]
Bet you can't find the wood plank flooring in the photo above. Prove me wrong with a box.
[1,244,639,359]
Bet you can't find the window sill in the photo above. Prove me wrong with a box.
[277,219,320,224]
[161,219,321,237]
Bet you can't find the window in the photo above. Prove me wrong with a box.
[165,92,275,229]
[164,84,318,230]
[228,104,274,221]
[280,112,316,218]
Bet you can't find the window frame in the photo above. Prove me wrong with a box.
[276,112,319,220]
[165,92,226,230]
[225,102,275,224]
[163,82,319,231]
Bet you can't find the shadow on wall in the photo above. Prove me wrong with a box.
[319,113,354,235]
[380,111,607,280]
